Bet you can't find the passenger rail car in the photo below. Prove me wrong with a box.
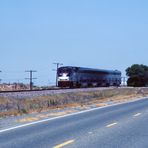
[57,66,121,88]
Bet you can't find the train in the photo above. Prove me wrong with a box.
[57,66,121,88]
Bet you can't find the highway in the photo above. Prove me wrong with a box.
[0,97,148,148]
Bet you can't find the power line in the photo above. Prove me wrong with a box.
[25,70,37,90]
[53,62,63,86]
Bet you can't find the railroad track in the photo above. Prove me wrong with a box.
[0,88,61,93]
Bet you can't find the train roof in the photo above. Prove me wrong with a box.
[58,66,121,74]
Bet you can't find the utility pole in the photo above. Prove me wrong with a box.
[0,71,2,84]
[53,63,63,87]
[25,70,37,90]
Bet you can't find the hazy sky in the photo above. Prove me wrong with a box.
[0,0,148,85]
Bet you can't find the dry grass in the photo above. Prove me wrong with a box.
[0,87,148,117]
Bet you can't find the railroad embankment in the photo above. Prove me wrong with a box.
[0,87,148,117]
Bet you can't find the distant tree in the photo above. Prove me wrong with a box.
[126,64,148,87]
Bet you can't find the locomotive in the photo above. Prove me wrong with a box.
[57,66,121,88]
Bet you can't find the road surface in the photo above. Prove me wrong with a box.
[0,97,148,148]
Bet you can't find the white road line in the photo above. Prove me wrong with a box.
[106,122,118,128]
[133,113,141,117]
[0,106,112,133]
[0,97,147,134]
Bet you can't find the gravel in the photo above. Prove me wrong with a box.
[0,87,114,99]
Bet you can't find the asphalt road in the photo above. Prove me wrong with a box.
[0,98,148,148]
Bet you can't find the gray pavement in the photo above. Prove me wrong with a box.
[0,98,148,148]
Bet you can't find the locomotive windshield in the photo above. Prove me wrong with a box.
[57,67,72,76]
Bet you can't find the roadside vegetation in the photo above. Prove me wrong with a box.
[126,64,148,87]
[0,87,148,117]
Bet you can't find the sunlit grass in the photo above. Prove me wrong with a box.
[0,88,148,117]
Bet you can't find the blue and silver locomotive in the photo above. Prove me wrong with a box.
[57,66,121,88]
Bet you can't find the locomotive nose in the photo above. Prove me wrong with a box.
[58,73,70,81]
